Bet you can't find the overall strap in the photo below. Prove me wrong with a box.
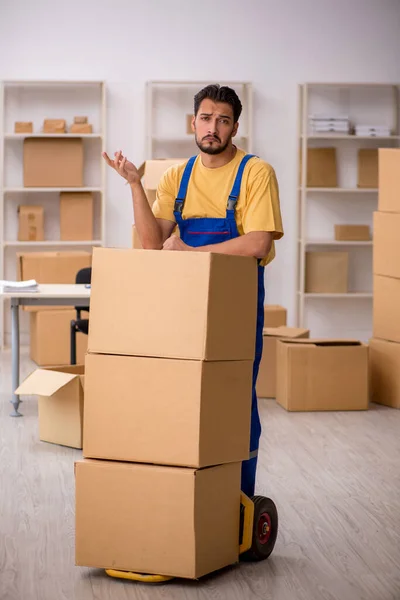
[174,155,197,214]
[227,154,256,211]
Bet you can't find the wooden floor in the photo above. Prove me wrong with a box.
[1,348,400,600]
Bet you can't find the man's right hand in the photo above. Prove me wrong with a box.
[102,150,141,185]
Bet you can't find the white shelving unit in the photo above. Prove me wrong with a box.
[146,81,253,159]
[0,79,107,347]
[297,82,400,340]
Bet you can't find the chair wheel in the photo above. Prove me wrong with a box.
[241,496,278,561]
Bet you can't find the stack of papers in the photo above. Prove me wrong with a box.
[309,115,351,134]
[0,279,39,293]
[355,125,392,137]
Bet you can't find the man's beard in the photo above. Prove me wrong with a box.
[195,135,231,155]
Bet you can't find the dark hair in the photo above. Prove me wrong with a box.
[194,84,242,123]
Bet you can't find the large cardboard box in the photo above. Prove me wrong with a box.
[18,251,92,283]
[257,326,310,399]
[305,252,348,293]
[23,138,83,187]
[15,365,84,448]
[60,192,93,241]
[373,212,400,279]
[357,149,378,188]
[373,275,400,344]
[378,148,400,213]
[276,339,369,411]
[88,248,257,361]
[263,305,287,327]
[369,338,400,408]
[138,158,186,206]
[75,459,241,578]
[306,148,337,187]
[18,205,44,241]
[30,309,88,366]
[84,353,252,467]
[334,224,370,241]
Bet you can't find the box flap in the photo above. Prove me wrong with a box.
[263,326,309,339]
[279,338,361,347]
[142,159,187,190]
[15,368,79,396]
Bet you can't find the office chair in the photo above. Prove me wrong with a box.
[70,267,91,365]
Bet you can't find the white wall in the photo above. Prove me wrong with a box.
[1,0,399,329]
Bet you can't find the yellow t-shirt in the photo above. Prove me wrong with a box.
[152,147,284,266]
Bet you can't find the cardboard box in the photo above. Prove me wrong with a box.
[257,326,310,398]
[18,251,92,283]
[88,248,257,361]
[369,338,400,408]
[30,308,88,366]
[74,116,88,124]
[75,459,241,578]
[373,275,400,344]
[373,212,400,279]
[276,339,369,411]
[18,205,44,241]
[60,192,93,241]
[131,224,142,249]
[186,114,194,134]
[378,148,400,213]
[306,148,337,187]
[23,138,83,187]
[84,353,252,467]
[263,305,287,327]
[70,123,93,134]
[138,158,186,206]
[15,364,84,448]
[305,252,348,293]
[43,118,66,133]
[334,224,370,241]
[15,121,33,133]
[357,149,378,188]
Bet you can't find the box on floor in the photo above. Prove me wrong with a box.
[30,308,87,366]
[305,251,349,293]
[373,275,400,344]
[15,365,84,448]
[378,148,400,213]
[369,338,400,409]
[75,459,241,579]
[263,305,287,327]
[373,212,400,279]
[23,138,83,187]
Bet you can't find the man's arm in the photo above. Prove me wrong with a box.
[163,231,272,259]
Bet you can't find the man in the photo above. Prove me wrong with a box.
[103,84,283,497]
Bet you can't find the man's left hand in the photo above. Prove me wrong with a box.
[162,236,192,251]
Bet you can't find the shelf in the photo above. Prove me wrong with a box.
[303,187,378,193]
[302,293,373,298]
[5,133,102,139]
[304,240,372,246]
[303,134,400,140]
[3,240,102,247]
[4,187,102,193]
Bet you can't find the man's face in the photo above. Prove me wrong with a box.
[193,99,238,155]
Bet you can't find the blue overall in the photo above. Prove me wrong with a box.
[173,154,265,497]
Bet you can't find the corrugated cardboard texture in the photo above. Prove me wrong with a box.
[257,327,310,398]
[75,460,241,578]
[60,192,93,241]
[373,212,400,279]
[18,205,44,241]
[263,305,287,327]
[83,353,252,467]
[334,224,370,241]
[369,338,400,408]
[23,138,83,187]
[306,148,337,187]
[305,252,348,293]
[30,309,87,366]
[88,248,257,361]
[373,275,400,344]
[276,339,369,411]
[378,148,400,213]
[357,149,378,188]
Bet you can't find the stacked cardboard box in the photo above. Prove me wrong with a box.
[370,149,400,408]
[76,248,258,579]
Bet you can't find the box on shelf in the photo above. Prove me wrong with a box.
[138,158,187,206]
[88,248,257,361]
[23,138,83,187]
[378,148,400,213]
[18,205,44,241]
[14,121,33,133]
[43,118,66,133]
[304,148,337,187]
[373,212,400,279]
[305,251,348,293]
[60,192,93,241]
[15,364,84,448]
[84,353,252,467]
[276,339,369,411]
[74,116,88,124]
[70,123,93,134]
[186,114,194,134]
[369,338,400,409]
[257,326,310,399]
[334,224,370,241]
[263,305,287,327]
[75,459,241,579]
[18,251,92,283]
[373,275,400,344]
[357,149,378,188]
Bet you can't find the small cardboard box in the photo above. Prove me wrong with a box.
[276,339,369,411]
[75,459,241,578]
[373,275,400,344]
[60,192,93,241]
[70,123,93,134]
[138,158,186,206]
[131,225,142,249]
[305,252,348,293]
[369,337,400,408]
[357,149,378,188]
[257,327,310,398]
[186,114,194,134]
[263,305,287,327]
[18,205,44,241]
[74,116,88,124]
[23,138,83,187]
[43,118,66,133]
[88,248,257,361]
[306,148,337,187]
[30,308,88,366]
[378,148,400,213]
[15,365,84,448]
[84,353,252,467]
[373,212,400,279]
[334,224,370,241]
[15,121,33,133]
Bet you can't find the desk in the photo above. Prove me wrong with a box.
[0,284,90,417]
